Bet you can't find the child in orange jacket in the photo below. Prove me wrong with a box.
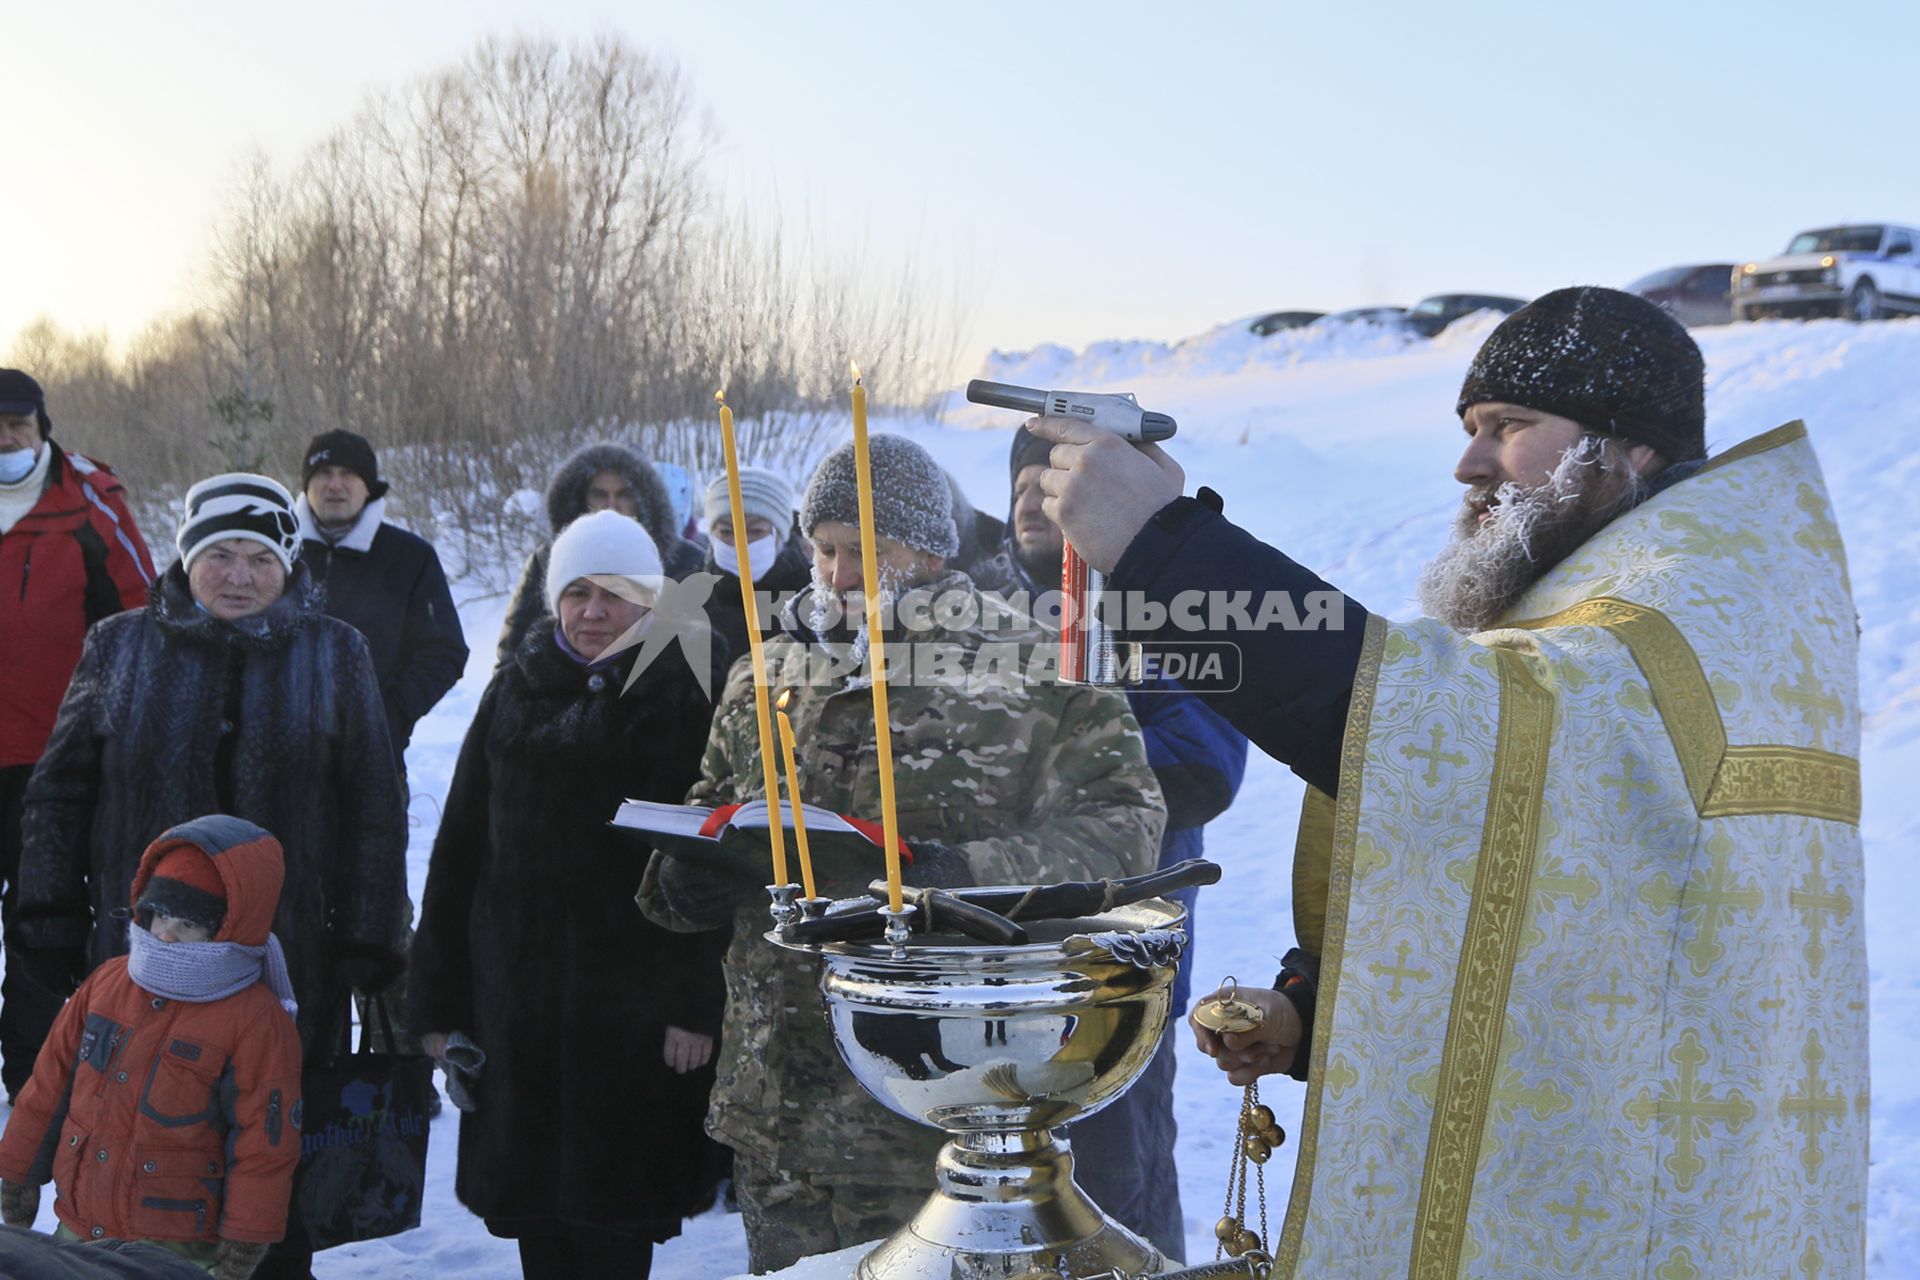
[0,815,303,1280]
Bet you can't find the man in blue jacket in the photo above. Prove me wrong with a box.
[971,423,1247,1264]
[295,429,468,777]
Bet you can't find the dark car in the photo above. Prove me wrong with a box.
[1315,306,1416,333]
[1404,293,1528,337]
[1248,310,1326,336]
[1627,264,1735,327]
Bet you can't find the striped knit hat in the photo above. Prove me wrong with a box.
[704,467,795,534]
[177,473,301,572]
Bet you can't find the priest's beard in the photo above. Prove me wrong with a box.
[1418,435,1650,633]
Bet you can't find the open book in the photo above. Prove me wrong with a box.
[610,797,889,870]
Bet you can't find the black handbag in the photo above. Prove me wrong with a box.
[291,995,434,1250]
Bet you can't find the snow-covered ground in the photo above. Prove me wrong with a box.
[5,312,1915,1276]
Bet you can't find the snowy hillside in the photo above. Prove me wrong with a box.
[5,313,1913,1277]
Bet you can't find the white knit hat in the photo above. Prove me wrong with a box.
[545,509,664,616]
[177,473,301,572]
[703,467,795,533]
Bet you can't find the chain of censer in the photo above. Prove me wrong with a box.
[1214,1080,1273,1262]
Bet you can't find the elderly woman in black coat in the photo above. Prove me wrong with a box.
[408,510,729,1280]
[15,472,410,1052]
[14,472,411,1280]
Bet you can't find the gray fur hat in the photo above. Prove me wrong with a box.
[545,442,680,550]
[801,434,959,558]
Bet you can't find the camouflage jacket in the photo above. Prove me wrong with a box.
[637,570,1165,1184]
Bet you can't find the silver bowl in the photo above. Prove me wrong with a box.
[778,897,1186,1279]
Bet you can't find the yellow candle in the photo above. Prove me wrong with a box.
[849,367,905,914]
[775,709,817,901]
[717,391,789,888]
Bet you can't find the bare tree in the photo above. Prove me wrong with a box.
[7,30,967,587]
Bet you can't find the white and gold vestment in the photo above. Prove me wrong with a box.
[1281,423,1866,1279]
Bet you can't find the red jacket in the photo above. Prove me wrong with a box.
[0,818,303,1245]
[0,444,154,769]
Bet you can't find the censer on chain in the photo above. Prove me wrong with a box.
[1191,977,1284,1274]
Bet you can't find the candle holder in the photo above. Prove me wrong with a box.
[799,896,833,920]
[767,883,802,928]
[878,904,915,958]
[774,896,1187,1279]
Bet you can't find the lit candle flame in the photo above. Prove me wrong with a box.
[849,360,862,386]
[714,388,727,405]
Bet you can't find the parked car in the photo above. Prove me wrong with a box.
[1314,306,1415,334]
[1627,264,1736,327]
[1248,310,1326,336]
[1731,223,1920,322]
[1404,293,1528,337]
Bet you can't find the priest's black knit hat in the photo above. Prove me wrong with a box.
[1456,286,1706,463]
[801,434,959,558]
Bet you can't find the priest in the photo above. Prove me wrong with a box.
[1027,286,1867,1279]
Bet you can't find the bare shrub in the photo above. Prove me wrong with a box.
[7,31,965,588]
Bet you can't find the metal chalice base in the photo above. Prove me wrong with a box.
[775,898,1187,1279]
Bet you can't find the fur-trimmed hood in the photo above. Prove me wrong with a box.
[545,442,679,550]
[129,815,286,948]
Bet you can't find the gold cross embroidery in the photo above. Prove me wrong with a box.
[1758,974,1789,1031]
[1353,1155,1394,1222]
[1639,832,1763,978]
[1598,749,1657,812]
[1367,939,1432,1002]
[1793,482,1847,567]
[1789,835,1853,977]
[1781,1029,1847,1182]
[1657,511,1766,566]
[1523,854,1601,951]
[1587,971,1636,1032]
[1545,1181,1609,1241]
[1771,634,1843,748]
[1399,722,1468,786]
[1625,1028,1756,1192]
[1686,588,1737,623]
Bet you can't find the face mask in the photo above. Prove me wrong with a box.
[0,448,37,484]
[714,533,779,581]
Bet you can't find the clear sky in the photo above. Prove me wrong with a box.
[5,0,1917,378]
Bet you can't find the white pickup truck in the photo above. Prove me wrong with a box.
[1731,223,1920,322]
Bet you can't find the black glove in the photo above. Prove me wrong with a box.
[1,1179,39,1228]
[903,841,974,890]
[336,941,407,996]
[1274,947,1320,1083]
[13,946,85,1001]
[657,854,756,928]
